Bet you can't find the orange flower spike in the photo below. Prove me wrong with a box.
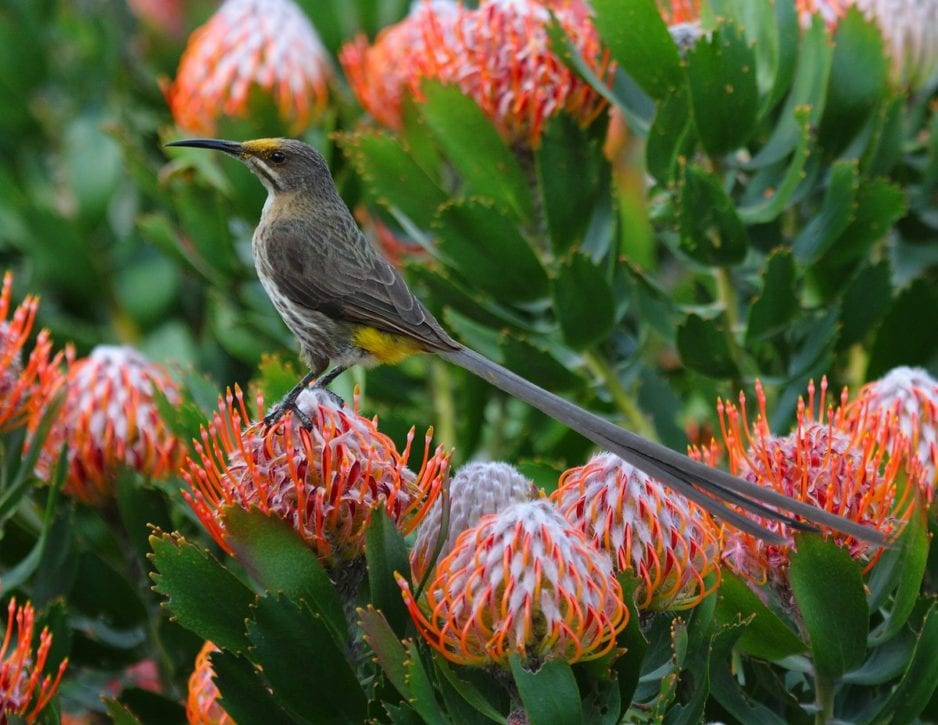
[186,642,234,725]
[553,453,721,611]
[0,598,68,722]
[400,500,626,667]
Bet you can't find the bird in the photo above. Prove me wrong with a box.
[165,137,889,547]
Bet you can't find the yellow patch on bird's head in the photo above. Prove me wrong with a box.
[241,138,287,157]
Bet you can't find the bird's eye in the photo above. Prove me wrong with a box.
[270,151,286,164]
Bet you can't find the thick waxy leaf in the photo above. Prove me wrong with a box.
[149,532,253,653]
[364,506,411,636]
[746,249,798,344]
[685,20,758,158]
[818,8,888,155]
[678,164,748,265]
[552,253,614,350]
[212,650,294,725]
[221,506,347,646]
[536,114,603,254]
[434,655,508,724]
[433,200,549,303]
[500,337,581,392]
[714,570,804,661]
[404,640,448,725]
[647,88,695,185]
[867,278,938,378]
[793,161,859,262]
[510,655,583,725]
[825,178,906,265]
[420,82,532,220]
[837,261,892,349]
[789,534,868,678]
[591,0,683,100]
[247,595,367,723]
[359,606,410,698]
[340,131,447,228]
[676,313,740,379]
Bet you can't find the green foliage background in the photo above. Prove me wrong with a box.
[0,0,936,722]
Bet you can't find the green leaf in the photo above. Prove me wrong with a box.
[867,278,938,378]
[510,654,583,725]
[792,160,859,262]
[678,164,748,265]
[685,20,758,158]
[825,178,906,266]
[789,534,868,678]
[433,200,549,303]
[247,595,367,723]
[714,570,804,661]
[552,253,614,350]
[613,573,648,709]
[365,506,411,636]
[747,17,832,168]
[647,88,695,185]
[738,106,813,224]
[149,532,253,653]
[868,501,929,645]
[115,472,173,565]
[536,114,602,254]
[818,8,888,155]
[420,82,532,220]
[103,700,143,725]
[864,603,938,724]
[434,655,508,725]
[500,337,581,392]
[591,0,683,100]
[837,260,892,349]
[212,650,294,725]
[340,131,447,228]
[746,249,798,344]
[676,313,740,379]
[404,640,448,725]
[359,606,410,697]
[220,506,347,646]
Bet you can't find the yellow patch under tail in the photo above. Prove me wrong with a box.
[353,326,424,364]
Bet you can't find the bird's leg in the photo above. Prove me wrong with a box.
[263,366,348,429]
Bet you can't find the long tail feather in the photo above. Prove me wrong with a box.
[440,346,888,546]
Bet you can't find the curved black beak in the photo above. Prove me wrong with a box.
[165,138,244,156]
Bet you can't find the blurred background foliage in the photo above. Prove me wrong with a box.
[0,0,937,721]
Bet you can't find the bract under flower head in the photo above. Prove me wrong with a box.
[411,461,539,582]
[399,499,628,668]
[33,345,184,505]
[0,272,58,433]
[699,379,911,587]
[166,0,331,135]
[340,0,613,147]
[852,366,938,498]
[553,452,721,611]
[184,386,448,567]
[0,598,68,723]
[186,642,234,725]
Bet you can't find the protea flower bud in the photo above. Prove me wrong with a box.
[183,386,448,567]
[166,0,331,135]
[33,345,183,505]
[0,597,68,723]
[186,642,234,725]
[553,452,722,611]
[399,499,628,668]
[410,461,539,582]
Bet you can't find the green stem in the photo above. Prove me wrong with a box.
[582,351,657,441]
[814,674,835,725]
[429,359,456,452]
[715,267,746,380]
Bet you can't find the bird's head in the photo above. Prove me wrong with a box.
[165,137,332,194]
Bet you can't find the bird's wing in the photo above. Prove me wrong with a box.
[263,216,457,351]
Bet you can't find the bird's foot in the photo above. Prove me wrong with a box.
[262,367,348,430]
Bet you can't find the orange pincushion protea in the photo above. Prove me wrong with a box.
[183,387,448,567]
[340,0,613,148]
[656,0,700,25]
[0,272,59,433]
[410,461,539,583]
[187,642,234,725]
[33,345,183,504]
[0,598,68,723]
[399,499,628,668]
[553,452,722,611]
[697,379,912,587]
[166,0,330,135]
